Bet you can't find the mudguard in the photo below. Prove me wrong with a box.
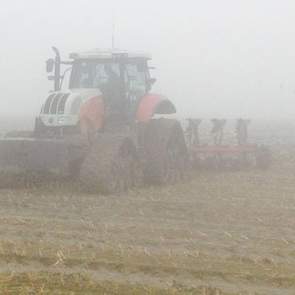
[136,94,176,122]
[79,96,105,134]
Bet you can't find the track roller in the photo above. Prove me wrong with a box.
[79,134,141,194]
[142,119,189,185]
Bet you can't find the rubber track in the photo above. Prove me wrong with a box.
[143,119,189,185]
[79,134,137,194]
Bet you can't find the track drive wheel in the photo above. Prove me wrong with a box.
[143,119,189,185]
[79,135,142,194]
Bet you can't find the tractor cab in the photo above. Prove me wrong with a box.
[68,50,155,121]
[37,48,158,135]
[36,47,175,138]
[69,51,155,96]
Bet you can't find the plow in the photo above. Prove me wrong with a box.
[185,119,271,170]
[0,48,271,193]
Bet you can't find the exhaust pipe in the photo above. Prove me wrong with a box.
[46,47,61,92]
[52,47,61,91]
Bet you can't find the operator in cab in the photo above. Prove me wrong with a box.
[99,64,126,123]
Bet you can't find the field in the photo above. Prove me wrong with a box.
[0,119,294,294]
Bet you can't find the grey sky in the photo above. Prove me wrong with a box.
[0,0,295,118]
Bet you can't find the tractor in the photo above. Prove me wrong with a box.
[0,47,189,193]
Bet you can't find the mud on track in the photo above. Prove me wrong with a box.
[0,146,293,294]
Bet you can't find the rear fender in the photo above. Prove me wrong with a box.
[136,94,176,122]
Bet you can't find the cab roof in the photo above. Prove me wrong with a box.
[69,49,151,60]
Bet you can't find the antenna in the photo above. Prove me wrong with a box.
[112,14,116,50]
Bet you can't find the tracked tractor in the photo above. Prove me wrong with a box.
[0,47,188,193]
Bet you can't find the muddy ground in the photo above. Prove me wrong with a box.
[0,120,294,294]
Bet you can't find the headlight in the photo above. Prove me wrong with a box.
[58,117,65,124]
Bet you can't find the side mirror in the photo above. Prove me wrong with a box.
[148,78,157,85]
[46,58,55,73]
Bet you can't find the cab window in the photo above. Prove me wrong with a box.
[70,60,120,89]
[125,63,147,96]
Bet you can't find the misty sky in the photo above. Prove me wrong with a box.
[0,0,295,119]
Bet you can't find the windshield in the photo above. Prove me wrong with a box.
[69,60,120,89]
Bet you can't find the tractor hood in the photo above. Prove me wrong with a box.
[39,89,102,127]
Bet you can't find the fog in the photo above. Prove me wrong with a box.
[0,0,295,119]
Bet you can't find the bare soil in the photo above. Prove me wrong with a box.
[0,145,293,294]
[0,119,295,294]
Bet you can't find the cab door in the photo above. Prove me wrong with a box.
[124,61,148,117]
